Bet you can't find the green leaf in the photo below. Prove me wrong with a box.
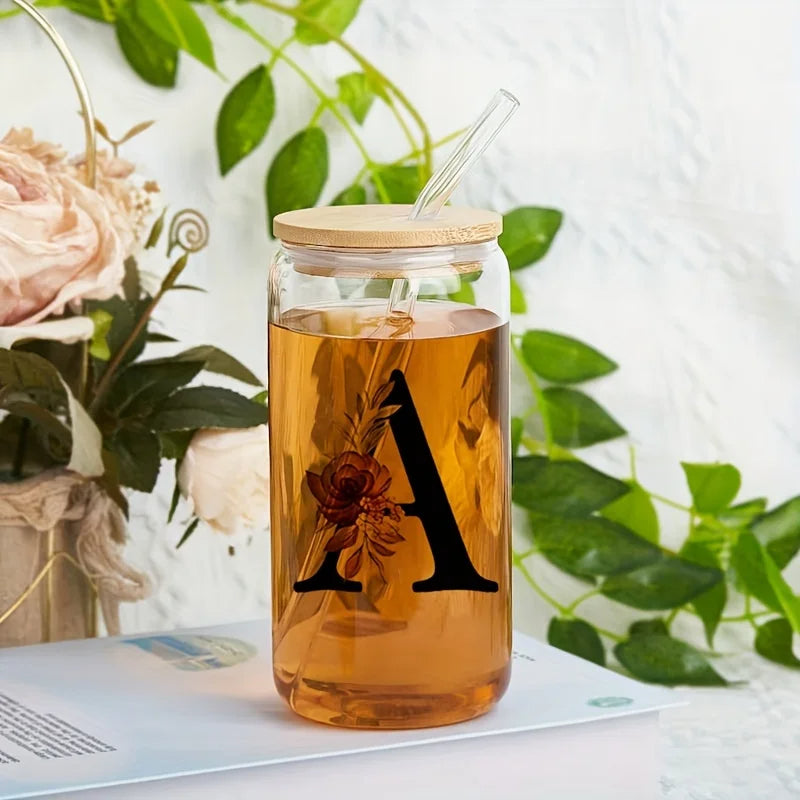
[681,462,741,513]
[115,3,178,87]
[512,455,630,517]
[530,515,660,578]
[266,127,329,230]
[510,417,523,457]
[64,0,114,22]
[105,360,204,418]
[509,275,527,314]
[601,482,659,544]
[762,547,800,633]
[731,531,782,613]
[0,351,103,478]
[149,386,268,431]
[448,281,475,305]
[159,430,194,460]
[336,71,375,124]
[216,64,275,175]
[499,207,563,270]
[145,207,168,249]
[177,516,200,548]
[109,425,161,492]
[331,184,367,206]
[716,497,767,527]
[547,618,605,666]
[542,387,625,448]
[750,496,800,569]
[87,309,113,361]
[601,556,723,610]
[680,541,727,646]
[167,477,181,524]
[755,618,800,668]
[147,332,179,343]
[628,618,669,637]
[614,634,726,686]
[172,345,262,386]
[85,296,149,375]
[520,330,617,384]
[371,165,424,204]
[294,0,362,45]
[136,0,215,69]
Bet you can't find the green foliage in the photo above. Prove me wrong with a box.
[601,557,723,610]
[512,456,629,518]
[509,275,527,314]
[115,2,179,87]
[521,331,617,384]
[294,0,362,45]
[136,0,215,70]
[337,72,375,124]
[755,618,800,667]
[680,541,726,645]
[149,386,268,431]
[547,618,605,666]
[217,65,275,175]
[331,184,367,205]
[542,387,625,448]
[750,496,800,568]
[601,482,659,544]
[498,207,562,270]
[266,127,329,229]
[681,462,741,513]
[371,165,425,203]
[530,515,660,578]
[614,630,726,686]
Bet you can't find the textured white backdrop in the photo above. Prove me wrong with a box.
[3,0,800,642]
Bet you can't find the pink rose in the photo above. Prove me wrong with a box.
[69,150,158,258]
[0,128,124,327]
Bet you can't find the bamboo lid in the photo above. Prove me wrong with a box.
[273,204,502,248]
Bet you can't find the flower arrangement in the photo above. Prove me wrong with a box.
[0,121,268,642]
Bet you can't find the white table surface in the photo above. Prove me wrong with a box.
[659,654,800,799]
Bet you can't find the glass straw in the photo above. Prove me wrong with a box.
[385,89,520,318]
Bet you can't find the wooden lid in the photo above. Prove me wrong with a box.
[273,204,502,248]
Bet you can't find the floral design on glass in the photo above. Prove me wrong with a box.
[306,381,405,581]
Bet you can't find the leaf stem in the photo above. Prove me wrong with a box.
[512,550,568,615]
[565,587,601,614]
[267,33,295,69]
[88,255,189,416]
[211,2,390,202]
[511,335,554,454]
[647,490,692,513]
[250,0,431,171]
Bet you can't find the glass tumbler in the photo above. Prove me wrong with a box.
[268,205,511,729]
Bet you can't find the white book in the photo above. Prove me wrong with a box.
[0,620,680,800]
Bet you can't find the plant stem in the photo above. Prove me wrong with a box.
[664,606,681,629]
[251,0,432,172]
[353,127,467,184]
[88,255,189,415]
[512,550,568,615]
[211,2,390,202]
[511,335,554,454]
[647,490,692,513]
[565,587,601,615]
[720,610,771,624]
[267,33,294,69]
[743,595,760,631]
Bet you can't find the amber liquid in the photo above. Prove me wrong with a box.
[268,301,511,728]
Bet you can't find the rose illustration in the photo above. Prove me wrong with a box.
[306,451,391,526]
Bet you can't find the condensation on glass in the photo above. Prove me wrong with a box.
[268,205,511,729]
